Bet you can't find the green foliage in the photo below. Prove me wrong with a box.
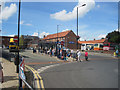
[106,31,120,44]
[19,36,24,49]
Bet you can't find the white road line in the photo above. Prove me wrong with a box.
[37,64,60,74]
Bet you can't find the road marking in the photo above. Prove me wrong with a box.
[25,65,45,89]
[37,64,60,74]
[25,61,68,65]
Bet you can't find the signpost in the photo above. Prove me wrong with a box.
[19,57,25,89]
[61,41,64,46]
[14,36,18,43]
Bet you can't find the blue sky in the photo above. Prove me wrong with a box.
[1,1,118,40]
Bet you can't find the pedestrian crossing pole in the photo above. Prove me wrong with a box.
[17,0,22,89]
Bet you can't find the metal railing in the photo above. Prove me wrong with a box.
[20,76,33,90]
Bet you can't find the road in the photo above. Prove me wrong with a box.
[2,49,118,88]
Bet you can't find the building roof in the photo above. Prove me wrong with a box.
[43,30,73,40]
[78,39,106,44]
[0,36,14,38]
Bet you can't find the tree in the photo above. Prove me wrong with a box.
[106,31,120,44]
[19,36,24,49]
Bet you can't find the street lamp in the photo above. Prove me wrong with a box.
[76,4,86,49]
[56,24,62,57]
[118,1,120,32]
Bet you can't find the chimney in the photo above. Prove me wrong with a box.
[85,40,86,41]
[94,38,95,41]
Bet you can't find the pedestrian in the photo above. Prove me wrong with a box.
[85,51,88,61]
[50,48,52,57]
[64,50,67,60]
[116,49,119,57]
[38,47,40,53]
[77,50,81,62]
[70,49,73,58]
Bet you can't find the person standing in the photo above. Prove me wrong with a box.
[70,49,73,58]
[77,50,81,62]
[116,49,119,57]
[85,51,88,61]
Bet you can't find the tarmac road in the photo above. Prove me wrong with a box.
[41,59,118,88]
[19,50,118,88]
[2,49,118,88]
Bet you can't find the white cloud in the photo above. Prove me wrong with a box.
[39,32,49,38]
[0,3,17,20]
[62,29,70,32]
[20,20,32,26]
[50,0,95,21]
[20,20,24,24]
[97,5,100,8]
[98,34,106,39]
[115,29,118,31]
[32,32,49,38]
[25,23,32,26]
[32,32,38,36]
[79,37,85,41]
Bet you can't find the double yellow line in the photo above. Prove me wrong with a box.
[25,65,45,90]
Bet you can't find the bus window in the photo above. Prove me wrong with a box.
[81,44,85,46]
[100,44,103,48]
[104,44,109,46]
[94,44,98,46]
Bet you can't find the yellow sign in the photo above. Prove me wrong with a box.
[10,38,14,42]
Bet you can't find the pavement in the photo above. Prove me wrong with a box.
[1,58,19,89]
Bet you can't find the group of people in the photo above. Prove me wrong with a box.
[33,47,89,61]
[77,50,88,62]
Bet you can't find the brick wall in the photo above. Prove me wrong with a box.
[65,31,77,49]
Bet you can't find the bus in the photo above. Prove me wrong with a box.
[94,43,103,50]
[81,44,87,51]
[103,42,115,51]
[9,38,19,52]
[81,44,94,51]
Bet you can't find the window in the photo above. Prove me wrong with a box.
[104,44,109,46]
[100,45,103,48]
[94,44,98,46]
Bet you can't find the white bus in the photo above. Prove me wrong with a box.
[81,44,94,51]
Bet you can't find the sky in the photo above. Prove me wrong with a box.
[0,0,118,41]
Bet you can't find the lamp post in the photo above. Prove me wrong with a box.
[56,24,62,57]
[17,0,22,89]
[118,1,120,32]
[76,4,86,49]
[56,25,59,57]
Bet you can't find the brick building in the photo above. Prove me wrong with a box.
[0,36,14,47]
[43,30,78,49]
[21,35,40,48]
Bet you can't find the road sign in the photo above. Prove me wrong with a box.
[14,36,18,43]
[61,41,64,45]
[19,58,25,78]
[69,41,74,44]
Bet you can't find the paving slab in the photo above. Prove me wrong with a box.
[1,58,19,89]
